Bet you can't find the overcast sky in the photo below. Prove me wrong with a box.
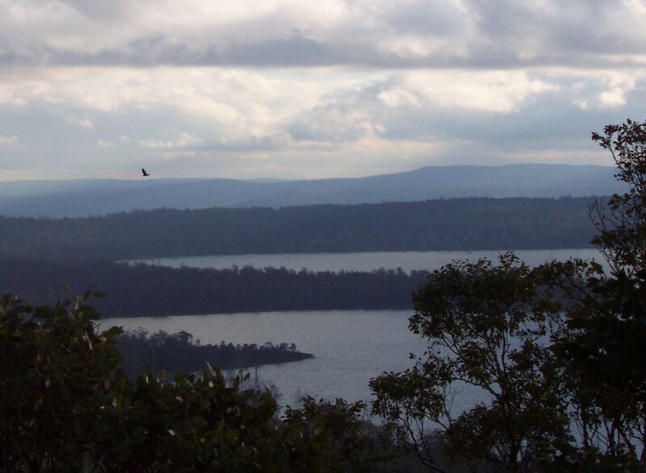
[1,0,645,180]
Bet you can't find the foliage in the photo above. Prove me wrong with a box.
[371,119,646,473]
[0,197,595,261]
[0,292,125,471]
[0,293,389,472]
[371,255,573,472]
[1,258,428,316]
[281,397,391,473]
[590,119,646,275]
[548,119,646,470]
[97,368,282,472]
[116,329,312,378]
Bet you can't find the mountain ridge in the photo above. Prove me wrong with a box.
[0,163,623,218]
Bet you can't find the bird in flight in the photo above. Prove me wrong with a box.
[141,168,150,177]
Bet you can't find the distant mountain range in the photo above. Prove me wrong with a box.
[0,164,624,217]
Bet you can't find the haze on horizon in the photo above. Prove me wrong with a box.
[1,0,645,181]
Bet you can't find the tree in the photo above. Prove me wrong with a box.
[370,255,573,472]
[371,119,646,472]
[590,119,646,276]
[547,119,646,470]
[281,396,391,473]
[0,292,125,471]
[0,292,387,472]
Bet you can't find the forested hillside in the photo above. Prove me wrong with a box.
[0,258,428,316]
[0,197,596,261]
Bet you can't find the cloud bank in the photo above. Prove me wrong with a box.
[0,0,644,179]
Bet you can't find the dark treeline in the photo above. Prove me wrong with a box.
[115,329,313,378]
[1,258,429,316]
[0,197,596,261]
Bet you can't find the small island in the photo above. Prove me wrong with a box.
[115,329,314,378]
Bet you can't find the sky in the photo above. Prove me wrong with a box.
[1,0,645,181]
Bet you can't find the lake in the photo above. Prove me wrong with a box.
[129,248,604,273]
[111,249,605,409]
[104,309,431,409]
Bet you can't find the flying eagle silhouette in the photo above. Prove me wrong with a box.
[141,168,150,177]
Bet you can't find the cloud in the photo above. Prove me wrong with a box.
[286,69,644,148]
[1,1,645,180]
[1,1,646,68]
[137,132,204,149]
[0,66,356,147]
[77,117,94,128]
[0,64,643,179]
[0,134,18,146]
[380,70,558,113]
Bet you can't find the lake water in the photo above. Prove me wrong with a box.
[112,249,605,409]
[104,309,430,409]
[129,248,604,273]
